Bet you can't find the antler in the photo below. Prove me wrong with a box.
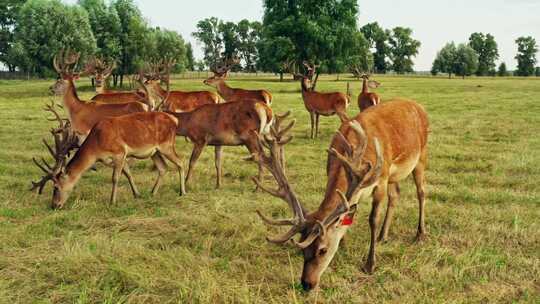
[84,56,116,77]
[31,101,79,194]
[211,55,240,77]
[153,57,174,111]
[53,49,81,75]
[251,112,311,245]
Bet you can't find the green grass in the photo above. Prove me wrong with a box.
[0,75,539,303]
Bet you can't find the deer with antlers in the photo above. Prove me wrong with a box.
[144,59,220,112]
[50,50,150,144]
[167,99,276,189]
[204,57,272,105]
[358,74,381,111]
[32,103,186,209]
[298,74,350,139]
[252,99,429,291]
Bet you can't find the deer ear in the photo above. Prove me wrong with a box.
[72,73,80,80]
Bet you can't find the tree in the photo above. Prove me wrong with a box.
[515,36,538,76]
[78,0,122,61]
[468,32,499,76]
[361,22,389,73]
[257,36,295,81]
[185,43,195,71]
[13,0,96,76]
[147,27,187,72]
[259,0,365,87]
[388,27,421,74]
[454,43,478,78]
[237,20,261,72]
[218,21,239,60]
[536,67,540,77]
[193,17,222,68]
[497,62,508,77]
[432,42,457,78]
[0,0,25,71]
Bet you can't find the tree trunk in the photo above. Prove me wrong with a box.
[120,74,124,87]
[279,72,283,82]
[91,78,95,88]
[448,73,451,79]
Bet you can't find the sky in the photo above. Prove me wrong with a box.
[65,0,540,71]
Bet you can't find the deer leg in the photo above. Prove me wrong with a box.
[309,112,315,139]
[413,149,428,242]
[110,156,126,205]
[363,182,387,274]
[158,143,186,195]
[185,142,206,188]
[244,134,264,191]
[378,183,400,242]
[150,153,167,195]
[122,162,140,198]
[315,113,320,138]
[214,145,223,189]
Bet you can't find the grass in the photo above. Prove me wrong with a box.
[0,74,539,303]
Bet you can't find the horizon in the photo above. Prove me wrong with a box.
[54,0,540,71]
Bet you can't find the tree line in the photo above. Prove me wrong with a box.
[432,33,539,78]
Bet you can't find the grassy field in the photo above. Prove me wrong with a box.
[0,74,539,303]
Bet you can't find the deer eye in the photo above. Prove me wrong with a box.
[318,248,328,256]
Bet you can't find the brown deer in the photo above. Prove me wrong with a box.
[32,109,186,209]
[144,59,220,112]
[252,100,429,291]
[204,57,272,105]
[50,50,149,143]
[167,100,277,189]
[299,76,350,139]
[358,74,381,111]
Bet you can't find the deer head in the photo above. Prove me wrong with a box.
[204,56,240,87]
[142,58,175,111]
[84,56,116,91]
[50,49,81,95]
[252,118,383,291]
[31,101,79,209]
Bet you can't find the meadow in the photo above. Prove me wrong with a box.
[0,74,539,303]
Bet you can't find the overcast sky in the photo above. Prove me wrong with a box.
[66,0,540,71]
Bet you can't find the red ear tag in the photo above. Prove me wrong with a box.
[341,215,353,226]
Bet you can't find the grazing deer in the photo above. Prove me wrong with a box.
[32,108,186,209]
[358,74,381,111]
[50,50,149,143]
[204,57,272,105]
[167,100,276,189]
[252,100,429,291]
[299,76,350,139]
[144,59,220,112]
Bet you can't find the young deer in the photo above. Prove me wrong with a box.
[358,74,381,111]
[167,100,276,189]
[252,100,428,291]
[50,50,148,144]
[32,110,186,209]
[299,76,349,138]
[204,57,272,105]
[144,59,220,112]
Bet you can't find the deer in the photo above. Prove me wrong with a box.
[298,75,350,139]
[358,73,381,111]
[251,99,429,291]
[50,50,150,144]
[143,59,220,112]
[31,103,186,209]
[167,99,277,189]
[204,57,272,105]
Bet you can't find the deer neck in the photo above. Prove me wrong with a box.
[361,78,369,94]
[170,112,192,137]
[216,80,234,99]
[96,85,105,94]
[63,79,84,115]
[61,145,98,192]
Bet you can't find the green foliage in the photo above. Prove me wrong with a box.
[361,22,389,73]
[454,43,479,78]
[0,0,25,71]
[536,67,540,77]
[497,62,508,77]
[468,33,499,76]
[432,42,457,78]
[78,0,122,62]
[185,43,195,71]
[387,27,421,74]
[147,28,187,72]
[193,17,222,68]
[237,20,261,72]
[14,0,96,76]
[515,36,538,76]
[259,0,365,75]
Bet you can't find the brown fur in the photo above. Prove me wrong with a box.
[298,100,429,290]
[50,112,186,209]
[168,100,273,188]
[204,76,272,105]
[300,77,349,138]
[91,91,148,104]
[146,80,220,112]
[358,76,381,111]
